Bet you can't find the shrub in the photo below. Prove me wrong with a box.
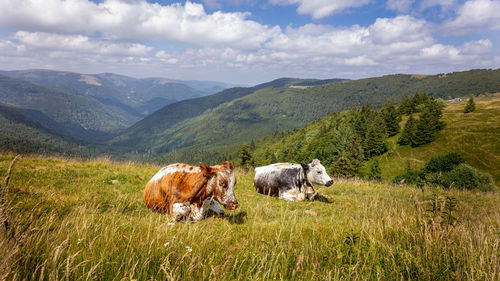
[393,169,425,185]
[441,164,496,191]
[424,153,464,173]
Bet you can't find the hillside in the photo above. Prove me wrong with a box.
[121,69,500,159]
[246,93,499,186]
[0,104,85,155]
[109,77,330,155]
[0,75,139,141]
[0,69,234,116]
[377,93,500,185]
[0,155,498,279]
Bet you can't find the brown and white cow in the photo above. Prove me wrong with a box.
[143,161,238,221]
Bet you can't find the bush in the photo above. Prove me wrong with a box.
[393,169,425,185]
[424,153,464,173]
[440,164,496,191]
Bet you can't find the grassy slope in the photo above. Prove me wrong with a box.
[377,93,500,185]
[1,155,499,280]
[123,69,500,157]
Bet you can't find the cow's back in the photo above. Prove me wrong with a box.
[143,164,207,214]
[254,163,303,197]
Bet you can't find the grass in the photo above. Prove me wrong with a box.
[1,154,499,280]
[376,93,500,186]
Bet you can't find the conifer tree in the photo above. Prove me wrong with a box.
[398,114,417,145]
[412,98,444,147]
[464,97,476,113]
[363,113,388,158]
[398,94,412,115]
[412,107,436,147]
[381,101,401,136]
[368,158,382,181]
[238,144,254,167]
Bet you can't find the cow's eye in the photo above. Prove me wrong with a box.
[317,171,321,174]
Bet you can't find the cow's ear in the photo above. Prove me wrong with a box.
[221,161,234,171]
[200,163,215,177]
[310,159,320,167]
[300,163,309,172]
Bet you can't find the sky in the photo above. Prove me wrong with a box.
[0,0,499,85]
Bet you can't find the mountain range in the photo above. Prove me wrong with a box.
[0,69,235,141]
[1,68,500,161]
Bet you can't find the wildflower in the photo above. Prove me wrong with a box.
[185,246,192,252]
[167,222,174,226]
[164,242,170,247]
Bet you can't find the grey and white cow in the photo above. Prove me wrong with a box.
[254,159,333,201]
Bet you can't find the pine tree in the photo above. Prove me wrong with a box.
[412,108,436,147]
[412,99,444,147]
[368,158,382,181]
[381,101,401,136]
[331,133,365,177]
[398,114,417,145]
[363,113,387,158]
[398,94,412,115]
[238,144,254,167]
[464,97,476,113]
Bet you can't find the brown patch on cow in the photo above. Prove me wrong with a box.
[221,161,233,170]
[144,164,213,216]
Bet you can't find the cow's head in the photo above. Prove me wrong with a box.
[200,161,238,210]
[302,159,333,187]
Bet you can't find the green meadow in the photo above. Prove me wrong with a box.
[1,155,499,280]
[376,93,500,185]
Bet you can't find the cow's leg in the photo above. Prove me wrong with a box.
[280,188,306,201]
[172,203,191,221]
[207,199,225,216]
[305,185,316,201]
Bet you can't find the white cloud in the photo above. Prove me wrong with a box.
[14,31,152,56]
[0,1,497,84]
[369,16,430,44]
[0,0,280,50]
[344,56,378,66]
[269,0,371,19]
[443,0,500,34]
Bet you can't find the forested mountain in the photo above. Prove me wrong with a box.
[0,103,85,154]
[0,74,139,141]
[109,77,334,155]
[0,69,234,116]
[116,69,500,159]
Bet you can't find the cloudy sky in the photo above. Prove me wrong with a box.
[0,0,499,84]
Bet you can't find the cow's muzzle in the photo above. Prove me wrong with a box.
[325,180,334,187]
[226,201,239,210]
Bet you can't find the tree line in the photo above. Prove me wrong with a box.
[240,92,446,180]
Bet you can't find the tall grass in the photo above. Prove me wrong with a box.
[1,155,499,280]
[377,93,500,186]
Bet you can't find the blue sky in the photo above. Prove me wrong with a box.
[0,0,499,84]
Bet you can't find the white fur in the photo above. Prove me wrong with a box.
[149,164,201,183]
[172,203,190,221]
[307,160,332,186]
[280,188,306,202]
